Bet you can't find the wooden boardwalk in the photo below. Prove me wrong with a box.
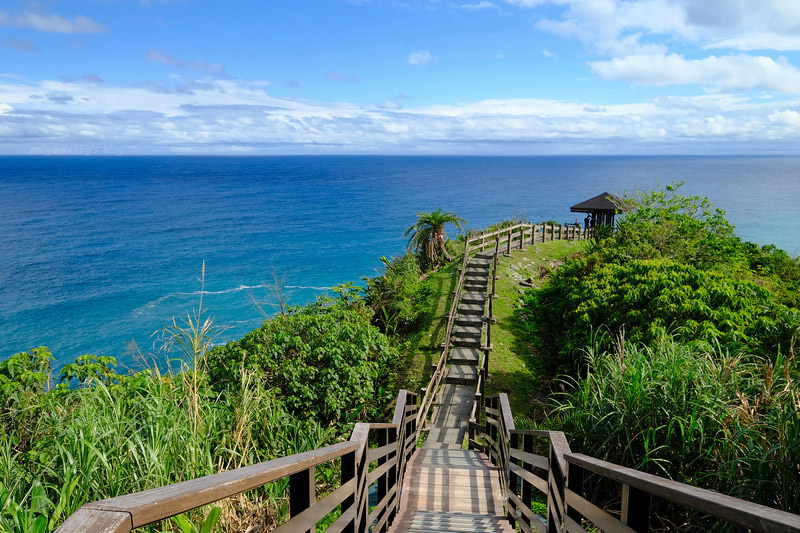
[423,250,492,449]
[389,450,513,533]
[390,250,514,532]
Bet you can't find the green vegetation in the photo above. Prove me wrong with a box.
[207,295,398,426]
[487,239,586,417]
[512,184,800,515]
[0,345,337,531]
[552,336,799,512]
[0,291,395,531]
[0,209,469,531]
[404,208,465,270]
[4,195,799,529]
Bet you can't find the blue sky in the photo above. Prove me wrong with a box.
[2,0,800,154]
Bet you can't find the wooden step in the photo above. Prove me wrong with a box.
[452,337,481,348]
[450,347,481,364]
[469,259,492,268]
[453,323,481,335]
[460,292,487,304]
[458,303,484,316]
[455,315,483,327]
[445,364,478,385]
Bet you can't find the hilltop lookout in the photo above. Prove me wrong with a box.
[570,191,628,228]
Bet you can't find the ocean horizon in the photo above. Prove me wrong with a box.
[2,155,799,371]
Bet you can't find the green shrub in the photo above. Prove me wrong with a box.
[365,253,432,336]
[0,358,337,531]
[603,182,738,269]
[207,298,398,426]
[520,258,799,370]
[550,336,800,513]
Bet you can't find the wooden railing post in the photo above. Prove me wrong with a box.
[565,461,585,530]
[289,466,315,533]
[508,432,520,528]
[506,229,512,256]
[547,432,571,532]
[522,433,534,521]
[621,484,652,532]
[377,428,388,521]
[387,426,399,526]
[341,449,357,533]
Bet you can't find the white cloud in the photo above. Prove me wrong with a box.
[707,35,800,52]
[408,50,438,66]
[146,50,225,76]
[460,2,499,10]
[327,71,359,83]
[769,109,800,127]
[6,38,36,52]
[590,53,800,94]
[2,77,800,154]
[0,9,107,34]
[508,0,800,53]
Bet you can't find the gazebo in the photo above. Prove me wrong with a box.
[570,192,628,228]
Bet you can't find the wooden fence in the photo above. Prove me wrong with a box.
[465,222,586,256]
[56,390,418,533]
[469,393,800,533]
[415,221,581,443]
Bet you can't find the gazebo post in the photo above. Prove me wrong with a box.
[570,192,628,236]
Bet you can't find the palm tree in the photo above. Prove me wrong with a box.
[404,208,465,269]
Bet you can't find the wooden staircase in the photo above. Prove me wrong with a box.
[423,249,493,449]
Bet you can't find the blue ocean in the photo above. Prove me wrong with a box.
[2,156,799,370]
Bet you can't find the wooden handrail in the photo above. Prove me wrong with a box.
[59,441,360,530]
[564,453,800,533]
[465,223,533,251]
[58,390,418,533]
[470,393,800,533]
[415,239,471,441]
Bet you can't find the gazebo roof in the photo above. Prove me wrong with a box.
[570,192,628,213]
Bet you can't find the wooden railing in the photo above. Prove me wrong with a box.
[57,390,417,533]
[465,222,586,256]
[415,235,472,440]
[470,393,800,533]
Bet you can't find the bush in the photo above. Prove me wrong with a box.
[603,182,738,269]
[207,298,398,426]
[520,258,799,370]
[364,253,432,336]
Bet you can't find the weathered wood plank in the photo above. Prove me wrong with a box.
[565,488,636,533]
[324,506,356,533]
[509,448,548,471]
[564,515,590,533]
[367,443,396,463]
[367,457,397,485]
[507,492,545,533]
[55,508,131,533]
[509,463,547,495]
[565,453,800,533]
[274,477,356,533]
[87,441,359,528]
[366,485,398,527]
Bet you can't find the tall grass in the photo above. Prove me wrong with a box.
[0,267,340,531]
[549,334,800,514]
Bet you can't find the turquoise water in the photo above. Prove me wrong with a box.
[2,155,799,369]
